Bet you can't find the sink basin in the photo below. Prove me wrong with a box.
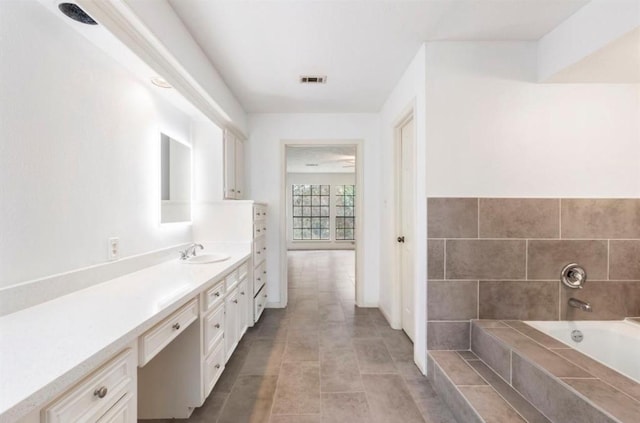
[183,253,230,264]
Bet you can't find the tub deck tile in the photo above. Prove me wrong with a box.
[562,378,640,423]
[554,348,640,402]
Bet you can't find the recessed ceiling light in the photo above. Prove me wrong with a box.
[151,76,172,88]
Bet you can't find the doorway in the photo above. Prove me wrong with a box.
[396,116,416,342]
[280,140,364,308]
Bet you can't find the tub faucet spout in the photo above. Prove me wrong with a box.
[568,298,592,312]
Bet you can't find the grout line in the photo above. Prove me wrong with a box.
[559,198,562,239]
[607,239,611,281]
[477,198,480,238]
[525,240,528,280]
[443,239,447,280]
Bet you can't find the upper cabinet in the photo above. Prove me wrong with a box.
[223,130,245,200]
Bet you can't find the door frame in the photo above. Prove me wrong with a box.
[279,139,366,307]
[393,104,427,373]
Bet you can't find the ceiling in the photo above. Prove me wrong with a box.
[286,146,356,173]
[549,27,640,83]
[168,0,589,113]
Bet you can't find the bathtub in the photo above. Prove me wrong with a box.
[525,319,640,383]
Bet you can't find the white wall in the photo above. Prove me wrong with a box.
[425,41,640,198]
[247,114,380,306]
[0,1,193,288]
[192,120,224,203]
[285,172,356,250]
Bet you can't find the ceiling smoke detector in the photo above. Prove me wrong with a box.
[300,75,327,84]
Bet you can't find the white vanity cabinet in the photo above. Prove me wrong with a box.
[193,201,269,325]
[41,347,137,423]
[137,259,252,420]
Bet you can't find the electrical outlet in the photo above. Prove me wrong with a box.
[108,237,119,260]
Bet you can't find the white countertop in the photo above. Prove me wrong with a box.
[0,243,251,423]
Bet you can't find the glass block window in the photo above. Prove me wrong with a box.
[292,185,330,240]
[336,185,355,240]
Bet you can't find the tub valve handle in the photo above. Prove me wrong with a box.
[561,263,586,289]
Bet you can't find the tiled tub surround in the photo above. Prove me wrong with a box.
[427,198,640,350]
[464,320,640,423]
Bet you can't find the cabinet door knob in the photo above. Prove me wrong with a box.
[214,292,220,297]
[263,247,266,251]
[241,291,245,295]
[214,323,220,328]
[257,277,261,281]
[257,229,261,232]
[233,299,238,304]
[172,322,181,330]
[94,386,108,399]
[215,364,221,369]
[264,294,268,298]
[263,271,267,275]
[257,251,261,255]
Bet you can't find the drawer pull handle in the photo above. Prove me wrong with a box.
[257,229,261,232]
[258,304,263,308]
[263,271,267,275]
[172,323,181,330]
[241,291,245,295]
[257,251,261,255]
[94,386,108,399]
[233,299,238,304]
[264,294,268,298]
[257,277,261,281]
[263,247,266,251]
[214,323,220,328]
[215,364,221,369]
[214,292,220,297]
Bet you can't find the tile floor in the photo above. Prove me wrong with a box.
[145,250,456,423]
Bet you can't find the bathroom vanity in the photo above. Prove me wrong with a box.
[0,240,263,423]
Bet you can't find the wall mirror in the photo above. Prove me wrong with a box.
[160,133,192,224]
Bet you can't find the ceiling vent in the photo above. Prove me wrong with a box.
[300,75,327,84]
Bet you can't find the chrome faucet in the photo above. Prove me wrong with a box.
[568,298,592,312]
[179,243,204,260]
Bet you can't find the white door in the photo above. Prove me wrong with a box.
[399,118,415,342]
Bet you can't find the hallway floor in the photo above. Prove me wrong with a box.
[151,250,456,423]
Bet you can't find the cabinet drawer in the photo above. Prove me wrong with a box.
[203,303,224,356]
[43,348,135,423]
[253,261,266,294]
[96,392,135,423]
[253,205,267,221]
[253,238,266,264]
[226,269,239,291]
[204,339,225,397]
[204,280,225,311]
[253,222,266,238]
[254,286,267,322]
[238,261,249,280]
[139,299,198,366]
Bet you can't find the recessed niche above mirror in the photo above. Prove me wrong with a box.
[160,133,192,224]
